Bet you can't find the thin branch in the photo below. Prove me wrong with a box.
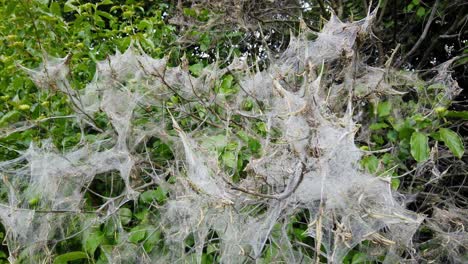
[396,0,440,67]
[223,162,307,200]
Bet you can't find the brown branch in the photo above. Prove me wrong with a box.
[224,162,307,200]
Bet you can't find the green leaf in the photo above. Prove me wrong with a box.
[220,75,234,93]
[0,110,21,126]
[248,138,261,153]
[103,219,117,239]
[242,99,253,110]
[391,178,400,190]
[199,33,211,52]
[54,251,87,264]
[361,155,379,173]
[96,253,109,264]
[96,10,114,20]
[84,230,104,256]
[416,7,426,17]
[410,131,430,162]
[351,252,368,264]
[140,188,167,204]
[255,122,268,136]
[35,0,48,5]
[5,1,18,14]
[439,128,464,159]
[134,208,149,221]
[118,208,132,225]
[225,142,238,151]
[236,131,249,142]
[198,9,210,21]
[387,130,398,142]
[369,122,389,130]
[201,134,227,151]
[143,230,161,253]
[154,187,167,203]
[116,37,131,51]
[50,2,61,16]
[138,19,152,31]
[129,225,146,243]
[393,119,415,140]
[183,8,197,18]
[64,0,79,13]
[377,101,391,117]
[222,151,237,168]
[99,0,113,5]
[445,110,468,119]
[28,196,40,207]
[189,63,203,77]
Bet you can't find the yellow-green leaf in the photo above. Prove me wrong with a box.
[222,152,237,168]
[391,178,400,190]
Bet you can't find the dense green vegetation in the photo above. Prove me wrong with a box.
[0,0,466,263]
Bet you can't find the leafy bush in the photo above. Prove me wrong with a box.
[0,1,466,263]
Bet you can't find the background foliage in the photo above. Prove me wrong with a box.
[0,0,466,263]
